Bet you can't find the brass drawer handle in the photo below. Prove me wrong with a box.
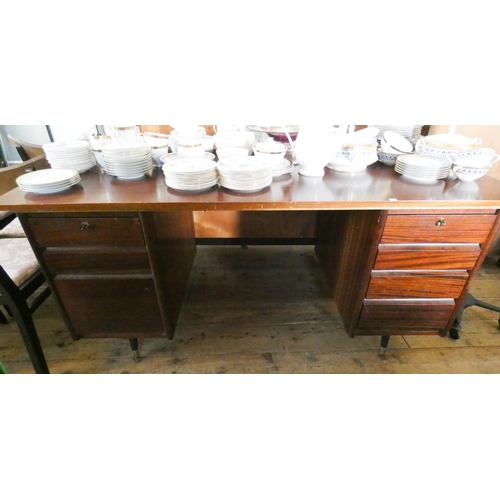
[436,218,446,226]
[81,222,90,231]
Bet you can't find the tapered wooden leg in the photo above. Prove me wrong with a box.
[380,335,390,356]
[129,338,140,362]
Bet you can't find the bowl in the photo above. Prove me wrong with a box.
[252,141,287,163]
[144,132,170,165]
[451,165,492,181]
[381,131,413,154]
[213,130,256,150]
[447,148,500,168]
[377,148,403,167]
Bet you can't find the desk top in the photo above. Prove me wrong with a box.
[1,161,500,213]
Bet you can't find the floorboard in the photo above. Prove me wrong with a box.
[2,245,500,374]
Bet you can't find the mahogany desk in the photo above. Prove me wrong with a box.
[1,162,500,350]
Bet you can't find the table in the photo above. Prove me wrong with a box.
[1,161,500,351]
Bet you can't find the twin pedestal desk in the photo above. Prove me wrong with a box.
[2,160,500,356]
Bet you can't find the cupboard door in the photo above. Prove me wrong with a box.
[53,276,165,337]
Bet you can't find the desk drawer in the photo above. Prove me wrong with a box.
[28,216,145,247]
[43,247,151,274]
[54,276,164,336]
[366,271,469,299]
[381,214,496,244]
[357,299,455,334]
[374,244,481,270]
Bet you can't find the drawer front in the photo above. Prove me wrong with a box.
[381,214,496,244]
[374,244,481,270]
[366,271,469,299]
[357,299,455,334]
[43,248,151,274]
[54,276,164,336]
[28,216,145,247]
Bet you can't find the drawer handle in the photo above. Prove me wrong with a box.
[436,218,446,227]
[80,222,90,231]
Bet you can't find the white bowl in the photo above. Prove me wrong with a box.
[377,148,403,167]
[452,165,491,181]
[381,131,413,154]
[252,141,287,163]
[447,148,499,168]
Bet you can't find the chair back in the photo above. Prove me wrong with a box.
[0,154,50,196]
[7,134,45,162]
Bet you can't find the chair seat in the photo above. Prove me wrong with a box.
[0,217,25,238]
[0,238,39,286]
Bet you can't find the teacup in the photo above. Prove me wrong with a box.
[88,134,113,150]
[169,126,207,152]
[177,137,206,158]
[106,125,144,147]
[252,141,287,163]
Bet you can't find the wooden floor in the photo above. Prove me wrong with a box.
[2,244,500,374]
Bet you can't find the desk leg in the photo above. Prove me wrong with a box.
[380,335,390,356]
[141,211,197,340]
[129,338,140,361]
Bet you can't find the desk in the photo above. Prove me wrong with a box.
[1,162,500,348]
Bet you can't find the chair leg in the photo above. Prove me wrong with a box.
[11,301,49,374]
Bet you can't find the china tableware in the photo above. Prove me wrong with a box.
[381,131,413,154]
[447,148,500,168]
[216,147,250,159]
[160,152,215,163]
[162,158,218,191]
[16,168,81,194]
[106,125,143,147]
[216,156,273,192]
[177,137,206,159]
[451,165,492,181]
[252,140,287,163]
[395,154,451,181]
[169,126,207,152]
[213,130,256,150]
[144,132,170,166]
[43,141,96,174]
[377,148,403,167]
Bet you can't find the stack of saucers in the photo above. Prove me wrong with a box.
[217,157,273,192]
[162,158,218,191]
[395,154,451,182]
[16,168,81,194]
[269,158,294,177]
[43,141,96,173]
[101,143,155,180]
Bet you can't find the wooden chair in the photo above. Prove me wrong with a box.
[0,155,50,234]
[0,237,51,373]
[7,134,45,162]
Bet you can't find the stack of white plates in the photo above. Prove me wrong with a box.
[395,154,451,181]
[101,143,154,180]
[43,141,96,173]
[217,157,273,192]
[16,168,81,194]
[270,158,294,177]
[375,125,422,143]
[162,158,218,191]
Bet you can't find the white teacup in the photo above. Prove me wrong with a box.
[177,137,206,158]
[88,134,113,150]
[107,125,144,147]
[253,141,287,163]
